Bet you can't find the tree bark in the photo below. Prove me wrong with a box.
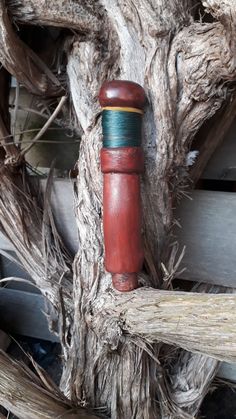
[7,0,103,32]
[1,1,236,418]
[64,1,236,417]
[0,1,63,96]
[95,289,236,362]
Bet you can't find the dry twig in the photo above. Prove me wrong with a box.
[96,289,236,362]
[20,96,67,157]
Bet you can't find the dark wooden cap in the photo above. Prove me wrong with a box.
[99,80,146,110]
[112,273,138,292]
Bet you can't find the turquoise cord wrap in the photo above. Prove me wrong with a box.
[102,110,142,148]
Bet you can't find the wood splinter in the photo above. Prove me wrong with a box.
[99,80,146,292]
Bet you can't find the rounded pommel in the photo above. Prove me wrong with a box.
[99,80,146,110]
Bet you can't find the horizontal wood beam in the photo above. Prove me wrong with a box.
[102,289,236,363]
[175,189,236,287]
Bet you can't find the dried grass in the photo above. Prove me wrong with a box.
[0,350,98,419]
[0,165,73,345]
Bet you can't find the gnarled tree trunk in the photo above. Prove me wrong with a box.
[0,1,236,418]
[64,1,236,417]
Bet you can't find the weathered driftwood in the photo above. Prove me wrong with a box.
[0,1,236,418]
[7,0,102,32]
[0,1,62,96]
[0,351,98,419]
[66,1,236,417]
[95,289,236,362]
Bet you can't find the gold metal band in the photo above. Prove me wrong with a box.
[102,106,143,114]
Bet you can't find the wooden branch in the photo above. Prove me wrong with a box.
[7,0,102,33]
[0,1,63,96]
[101,289,236,363]
[0,351,98,419]
[190,94,236,184]
[168,1,236,152]
[66,3,234,413]
[20,96,67,157]
[202,0,236,50]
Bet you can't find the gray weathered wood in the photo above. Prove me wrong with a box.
[175,190,236,287]
[1,286,235,384]
[0,178,79,254]
[41,178,79,254]
[0,288,59,342]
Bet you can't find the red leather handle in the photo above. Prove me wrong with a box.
[99,80,146,292]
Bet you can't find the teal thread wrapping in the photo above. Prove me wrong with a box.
[102,110,142,148]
